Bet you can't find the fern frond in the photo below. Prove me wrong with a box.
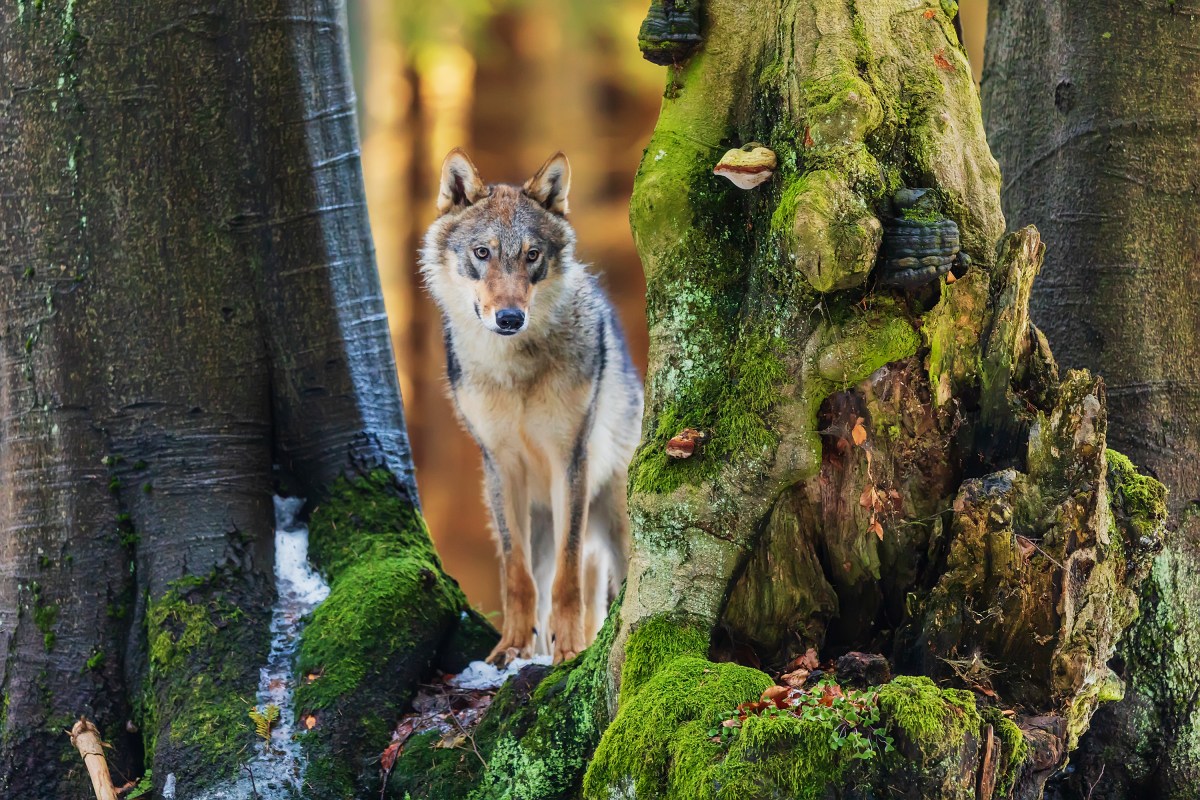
[248,704,281,752]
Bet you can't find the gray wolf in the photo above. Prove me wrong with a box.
[420,149,643,664]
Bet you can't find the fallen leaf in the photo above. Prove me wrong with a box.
[869,518,885,541]
[923,8,936,18]
[302,714,317,731]
[945,271,957,284]
[804,127,814,147]
[819,682,844,706]
[851,418,867,446]
[380,740,402,772]
[934,49,955,71]
[781,668,810,688]
[761,685,789,705]
[859,484,878,509]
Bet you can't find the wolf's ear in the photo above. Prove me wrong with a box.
[523,152,571,215]
[437,149,487,215]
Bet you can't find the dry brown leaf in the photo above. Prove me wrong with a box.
[923,8,937,18]
[859,484,878,509]
[869,518,885,541]
[380,740,402,772]
[819,682,844,706]
[302,714,317,731]
[761,685,789,705]
[851,418,867,446]
[934,49,955,71]
[781,668,810,688]
[945,271,957,284]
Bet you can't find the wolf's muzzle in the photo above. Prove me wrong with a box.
[495,308,526,335]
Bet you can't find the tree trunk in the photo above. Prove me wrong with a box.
[388,1,1165,797]
[983,3,1200,798]
[0,2,492,798]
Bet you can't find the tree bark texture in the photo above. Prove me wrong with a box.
[387,2,1167,798]
[984,3,1200,798]
[0,2,490,798]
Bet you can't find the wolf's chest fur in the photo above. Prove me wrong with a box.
[445,292,632,505]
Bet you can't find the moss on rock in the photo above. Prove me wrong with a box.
[390,597,620,800]
[297,470,495,798]
[583,655,774,799]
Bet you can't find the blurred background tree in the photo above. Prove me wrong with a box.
[348,0,988,618]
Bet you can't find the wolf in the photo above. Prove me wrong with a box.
[420,149,644,665]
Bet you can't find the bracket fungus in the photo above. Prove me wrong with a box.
[666,428,708,459]
[878,189,971,290]
[713,143,777,190]
[637,0,703,66]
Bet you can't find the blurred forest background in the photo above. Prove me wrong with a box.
[346,0,988,619]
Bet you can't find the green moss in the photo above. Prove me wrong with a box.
[922,268,990,410]
[295,555,460,711]
[584,656,774,799]
[618,614,710,705]
[1106,449,1169,543]
[31,583,58,652]
[297,471,493,799]
[142,570,269,788]
[390,594,621,800]
[630,325,786,495]
[84,650,104,672]
[982,707,1028,797]
[876,676,980,762]
[147,584,225,672]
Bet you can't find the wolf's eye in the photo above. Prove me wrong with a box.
[473,246,490,260]
[526,249,540,262]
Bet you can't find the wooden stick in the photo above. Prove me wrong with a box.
[69,718,118,800]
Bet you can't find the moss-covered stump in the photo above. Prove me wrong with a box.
[612,0,1169,787]
[583,617,1028,800]
[388,600,619,800]
[619,0,1006,661]
[296,471,496,798]
[142,570,272,795]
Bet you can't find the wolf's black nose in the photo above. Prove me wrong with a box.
[496,308,525,332]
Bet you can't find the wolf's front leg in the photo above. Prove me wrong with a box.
[548,452,589,663]
[483,457,538,667]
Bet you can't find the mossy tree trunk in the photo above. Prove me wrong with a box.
[388,2,1165,799]
[984,3,1200,798]
[0,2,492,798]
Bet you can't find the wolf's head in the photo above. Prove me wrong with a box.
[420,149,579,338]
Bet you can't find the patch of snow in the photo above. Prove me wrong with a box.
[187,496,331,800]
[450,655,553,691]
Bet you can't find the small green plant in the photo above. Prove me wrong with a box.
[248,704,280,754]
[126,770,152,799]
[710,678,895,761]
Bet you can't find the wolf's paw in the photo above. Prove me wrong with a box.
[487,639,533,669]
[549,614,586,664]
